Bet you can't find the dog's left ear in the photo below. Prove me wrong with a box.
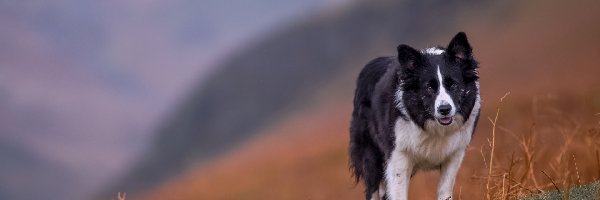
[447,32,472,61]
[448,32,479,82]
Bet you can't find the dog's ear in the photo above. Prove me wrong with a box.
[449,32,479,82]
[447,32,473,61]
[397,44,422,70]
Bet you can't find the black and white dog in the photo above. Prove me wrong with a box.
[349,32,480,200]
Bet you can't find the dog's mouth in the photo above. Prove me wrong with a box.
[437,116,453,126]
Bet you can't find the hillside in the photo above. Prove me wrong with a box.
[100,0,502,197]
[138,0,600,199]
[1,1,352,200]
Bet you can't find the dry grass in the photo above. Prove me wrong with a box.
[476,93,600,199]
[485,92,511,199]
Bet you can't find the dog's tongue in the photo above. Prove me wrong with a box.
[439,117,452,125]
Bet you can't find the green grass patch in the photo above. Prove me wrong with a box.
[520,182,600,200]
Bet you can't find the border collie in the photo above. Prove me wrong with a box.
[349,32,480,200]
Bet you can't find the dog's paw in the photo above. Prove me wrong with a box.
[438,196,452,200]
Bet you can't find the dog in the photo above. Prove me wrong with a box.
[349,32,480,200]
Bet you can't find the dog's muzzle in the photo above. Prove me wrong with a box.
[436,104,454,126]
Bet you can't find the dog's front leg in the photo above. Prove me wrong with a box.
[437,150,466,200]
[385,151,412,200]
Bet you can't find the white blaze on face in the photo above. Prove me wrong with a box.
[435,66,456,118]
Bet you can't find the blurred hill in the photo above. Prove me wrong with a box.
[0,1,352,199]
[137,0,600,199]
[0,139,78,200]
[102,0,505,197]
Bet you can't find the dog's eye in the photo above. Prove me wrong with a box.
[426,81,437,93]
[445,79,457,91]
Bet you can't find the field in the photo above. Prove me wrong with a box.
[137,1,600,199]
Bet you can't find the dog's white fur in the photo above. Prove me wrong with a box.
[434,66,457,119]
[381,71,481,200]
[423,47,445,55]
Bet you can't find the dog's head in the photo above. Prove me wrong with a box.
[395,32,479,131]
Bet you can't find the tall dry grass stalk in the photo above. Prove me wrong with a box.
[485,92,510,200]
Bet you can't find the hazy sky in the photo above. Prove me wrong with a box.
[0,0,353,199]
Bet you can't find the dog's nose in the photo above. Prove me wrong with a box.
[438,104,452,116]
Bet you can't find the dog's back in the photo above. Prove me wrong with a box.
[349,56,396,200]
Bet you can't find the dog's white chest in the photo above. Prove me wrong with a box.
[393,118,472,168]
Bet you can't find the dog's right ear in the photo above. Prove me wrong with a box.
[397,44,422,70]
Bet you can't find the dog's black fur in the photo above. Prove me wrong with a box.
[349,56,399,199]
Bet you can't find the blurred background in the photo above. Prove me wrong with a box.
[1,0,599,199]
